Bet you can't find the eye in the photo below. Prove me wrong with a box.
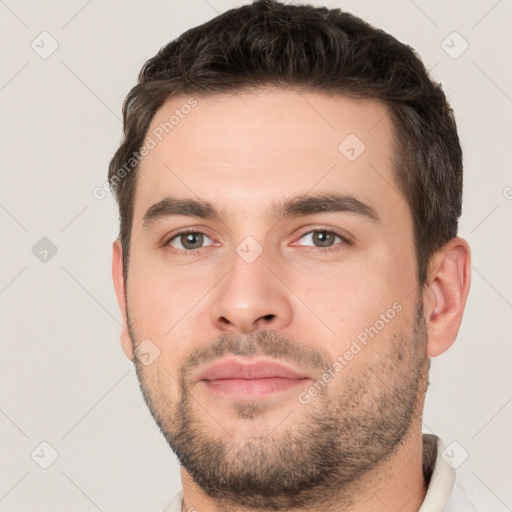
[168,231,214,251]
[294,229,345,249]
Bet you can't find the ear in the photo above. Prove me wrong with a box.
[112,238,134,361]
[422,237,471,357]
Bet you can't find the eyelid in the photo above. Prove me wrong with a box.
[291,226,352,246]
[162,227,219,250]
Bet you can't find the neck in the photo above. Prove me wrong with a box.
[179,425,427,512]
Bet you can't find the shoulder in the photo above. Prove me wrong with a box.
[445,484,477,511]
[159,490,183,512]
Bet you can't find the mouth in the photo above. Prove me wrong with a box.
[195,357,312,398]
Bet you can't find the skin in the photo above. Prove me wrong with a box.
[112,87,471,512]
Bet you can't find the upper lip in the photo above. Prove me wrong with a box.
[195,358,310,382]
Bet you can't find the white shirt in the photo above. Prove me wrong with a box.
[161,434,477,512]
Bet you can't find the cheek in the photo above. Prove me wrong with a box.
[127,276,169,338]
[290,252,416,357]
[127,249,194,332]
[127,257,209,371]
[135,357,181,415]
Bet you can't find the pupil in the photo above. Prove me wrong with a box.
[182,233,203,249]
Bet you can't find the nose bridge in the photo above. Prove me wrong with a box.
[209,238,293,333]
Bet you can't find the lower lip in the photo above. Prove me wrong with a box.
[202,377,308,397]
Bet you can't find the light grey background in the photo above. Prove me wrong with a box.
[1,1,511,511]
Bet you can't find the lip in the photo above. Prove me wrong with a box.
[195,358,311,397]
[196,358,308,381]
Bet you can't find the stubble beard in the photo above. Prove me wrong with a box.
[131,300,429,510]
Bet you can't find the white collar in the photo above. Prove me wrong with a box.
[418,434,456,511]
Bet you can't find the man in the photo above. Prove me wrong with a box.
[109,1,473,510]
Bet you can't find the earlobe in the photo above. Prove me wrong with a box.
[112,238,135,361]
[423,237,471,357]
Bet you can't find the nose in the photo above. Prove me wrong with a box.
[209,248,293,334]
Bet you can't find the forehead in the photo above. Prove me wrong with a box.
[133,88,404,225]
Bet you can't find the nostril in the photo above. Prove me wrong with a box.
[261,314,275,322]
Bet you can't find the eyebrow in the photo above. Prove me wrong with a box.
[142,192,380,230]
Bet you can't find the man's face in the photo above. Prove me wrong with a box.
[120,88,429,507]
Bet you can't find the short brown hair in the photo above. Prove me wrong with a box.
[108,0,462,286]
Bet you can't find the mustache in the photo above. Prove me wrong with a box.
[180,330,332,379]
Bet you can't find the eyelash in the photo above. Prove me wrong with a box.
[163,227,350,256]
[163,228,217,256]
[292,228,351,252]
